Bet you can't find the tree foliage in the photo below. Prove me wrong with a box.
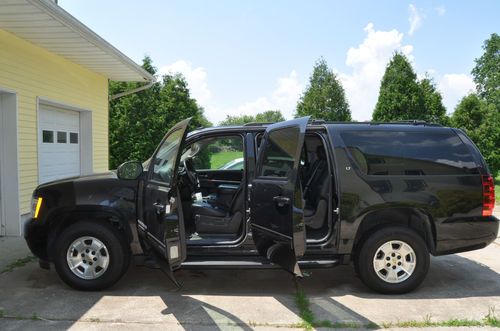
[219,110,285,126]
[418,77,449,124]
[373,53,423,121]
[452,94,500,176]
[450,33,500,177]
[373,53,448,124]
[109,56,211,169]
[296,58,351,121]
[471,33,500,109]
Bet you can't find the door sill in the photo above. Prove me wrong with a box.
[181,255,340,269]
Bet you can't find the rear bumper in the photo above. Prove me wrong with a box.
[434,215,499,255]
[24,218,49,261]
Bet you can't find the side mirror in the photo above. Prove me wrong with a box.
[117,161,143,180]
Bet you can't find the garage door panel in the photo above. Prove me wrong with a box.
[38,104,80,184]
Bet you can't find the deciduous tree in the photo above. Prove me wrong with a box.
[472,33,500,109]
[109,56,210,169]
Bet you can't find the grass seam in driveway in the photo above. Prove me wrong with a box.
[0,255,36,274]
[291,279,500,329]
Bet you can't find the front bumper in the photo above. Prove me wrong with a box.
[24,218,49,261]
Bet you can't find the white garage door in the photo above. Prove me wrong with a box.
[38,104,81,184]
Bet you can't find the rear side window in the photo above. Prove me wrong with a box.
[341,130,478,175]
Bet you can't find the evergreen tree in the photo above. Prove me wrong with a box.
[296,58,351,121]
[373,52,423,121]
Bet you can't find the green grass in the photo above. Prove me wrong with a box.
[1,256,36,274]
[294,287,314,330]
[210,151,243,169]
[485,307,500,327]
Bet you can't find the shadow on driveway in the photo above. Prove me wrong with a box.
[0,247,499,329]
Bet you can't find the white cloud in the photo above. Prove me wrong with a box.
[408,4,423,36]
[206,70,303,124]
[159,59,303,124]
[435,5,446,16]
[338,23,414,121]
[158,60,211,105]
[438,74,475,113]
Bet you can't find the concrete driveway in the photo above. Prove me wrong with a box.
[0,211,499,330]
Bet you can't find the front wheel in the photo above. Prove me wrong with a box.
[53,220,130,291]
[356,227,430,294]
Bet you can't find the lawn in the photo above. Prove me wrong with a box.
[210,151,243,169]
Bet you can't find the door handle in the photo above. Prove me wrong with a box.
[153,202,165,215]
[273,195,290,207]
[198,174,209,179]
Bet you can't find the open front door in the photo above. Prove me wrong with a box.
[250,116,310,276]
[141,118,191,277]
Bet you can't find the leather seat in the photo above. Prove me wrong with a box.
[303,146,329,230]
[191,186,244,234]
[191,201,226,218]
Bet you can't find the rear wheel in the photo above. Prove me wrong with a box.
[53,221,130,291]
[356,227,429,294]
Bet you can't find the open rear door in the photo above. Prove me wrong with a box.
[250,116,309,276]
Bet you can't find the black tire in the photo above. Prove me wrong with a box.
[53,220,130,291]
[356,226,429,294]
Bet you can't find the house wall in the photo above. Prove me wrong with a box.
[0,29,109,216]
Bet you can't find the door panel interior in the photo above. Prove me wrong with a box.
[250,116,309,275]
[197,169,243,196]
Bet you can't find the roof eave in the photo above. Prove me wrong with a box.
[28,0,154,83]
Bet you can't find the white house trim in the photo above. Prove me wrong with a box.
[0,87,21,236]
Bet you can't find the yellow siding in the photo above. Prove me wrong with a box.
[0,29,109,214]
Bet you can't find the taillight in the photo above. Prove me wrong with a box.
[482,175,495,217]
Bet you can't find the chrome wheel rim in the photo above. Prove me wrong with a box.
[373,240,416,284]
[66,236,109,280]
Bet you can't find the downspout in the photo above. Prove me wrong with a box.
[109,79,155,101]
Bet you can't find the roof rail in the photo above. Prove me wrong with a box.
[243,122,274,126]
[310,119,326,125]
[378,120,442,127]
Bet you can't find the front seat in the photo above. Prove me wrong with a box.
[191,187,244,234]
[303,146,329,230]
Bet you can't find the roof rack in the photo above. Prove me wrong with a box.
[371,120,442,127]
[243,122,274,126]
[310,119,442,127]
[241,119,442,127]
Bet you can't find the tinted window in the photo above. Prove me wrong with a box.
[259,127,299,178]
[57,131,67,143]
[151,129,183,184]
[70,132,78,144]
[341,130,477,175]
[42,130,53,143]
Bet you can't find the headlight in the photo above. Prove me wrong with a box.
[31,196,43,219]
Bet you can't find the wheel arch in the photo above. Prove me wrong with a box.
[45,206,133,261]
[352,207,437,259]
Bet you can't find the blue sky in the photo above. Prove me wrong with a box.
[60,0,499,124]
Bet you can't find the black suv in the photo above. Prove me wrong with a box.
[25,117,498,294]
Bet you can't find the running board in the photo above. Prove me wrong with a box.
[181,256,340,270]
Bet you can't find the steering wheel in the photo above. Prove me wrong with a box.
[182,158,200,191]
